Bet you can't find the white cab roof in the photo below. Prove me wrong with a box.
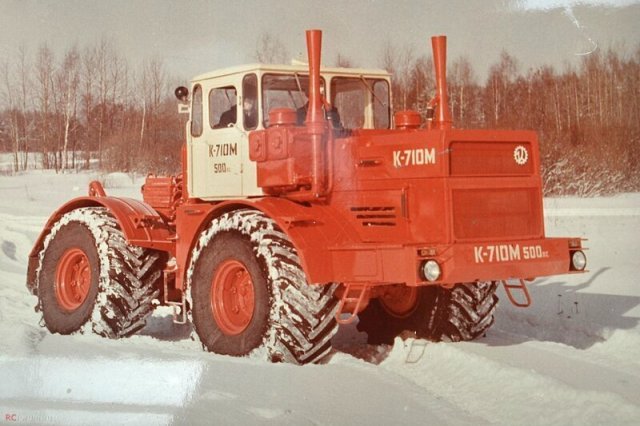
[192,63,391,83]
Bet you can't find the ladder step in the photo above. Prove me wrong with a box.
[501,279,532,308]
[163,265,187,325]
[335,285,368,325]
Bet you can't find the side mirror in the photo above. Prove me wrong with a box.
[175,86,189,102]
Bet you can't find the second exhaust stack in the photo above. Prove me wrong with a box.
[431,35,452,130]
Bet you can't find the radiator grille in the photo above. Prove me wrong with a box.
[452,188,541,240]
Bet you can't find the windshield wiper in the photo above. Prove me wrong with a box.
[359,76,386,108]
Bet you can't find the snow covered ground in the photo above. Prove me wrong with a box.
[0,170,639,425]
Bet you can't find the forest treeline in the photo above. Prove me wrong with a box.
[0,40,184,175]
[0,37,639,195]
[382,42,640,195]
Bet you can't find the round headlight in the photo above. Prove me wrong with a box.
[571,250,587,271]
[422,260,441,282]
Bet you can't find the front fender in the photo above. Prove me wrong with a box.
[174,197,357,291]
[248,197,354,284]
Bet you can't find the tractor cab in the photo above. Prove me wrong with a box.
[183,64,392,200]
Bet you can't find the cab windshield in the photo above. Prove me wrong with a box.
[331,77,390,129]
[261,73,390,130]
[261,74,324,127]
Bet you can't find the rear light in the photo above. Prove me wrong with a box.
[422,260,441,282]
[571,250,587,271]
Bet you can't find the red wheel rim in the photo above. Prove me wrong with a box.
[380,285,419,318]
[211,259,256,336]
[55,248,92,312]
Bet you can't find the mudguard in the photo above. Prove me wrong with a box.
[173,197,356,291]
[26,196,173,294]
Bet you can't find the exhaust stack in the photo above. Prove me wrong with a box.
[305,30,324,127]
[431,35,452,129]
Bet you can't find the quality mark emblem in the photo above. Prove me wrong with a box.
[514,145,529,165]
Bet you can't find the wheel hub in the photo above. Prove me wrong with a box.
[55,248,91,312]
[380,285,419,318]
[211,259,256,335]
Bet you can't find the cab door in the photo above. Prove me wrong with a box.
[188,81,243,199]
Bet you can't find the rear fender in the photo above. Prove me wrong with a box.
[26,196,173,294]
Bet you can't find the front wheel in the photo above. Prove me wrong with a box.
[189,209,339,364]
[191,231,271,356]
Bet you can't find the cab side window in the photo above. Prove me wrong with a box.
[210,86,237,129]
[191,85,203,137]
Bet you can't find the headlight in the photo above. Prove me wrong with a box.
[422,260,441,282]
[571,250,587,271]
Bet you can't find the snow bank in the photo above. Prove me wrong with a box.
[101,172,135,189]
[381,337,640,425]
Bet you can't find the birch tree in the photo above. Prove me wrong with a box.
[57,46,80,170]
[35,44,55,169]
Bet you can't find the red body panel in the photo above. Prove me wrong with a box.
[244,126,582,287]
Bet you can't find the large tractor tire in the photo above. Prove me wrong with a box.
[357,281,498,344]
[36,207,166,337]
[189,209,339,364]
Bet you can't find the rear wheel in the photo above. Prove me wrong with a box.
[36,207,166,337]
[189,209,339,364]
[357,285,439,345]
[37,220,100,334]
[357,282,498,344]
[429,281,499,342]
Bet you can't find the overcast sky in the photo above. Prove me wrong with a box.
[0,0,639,83]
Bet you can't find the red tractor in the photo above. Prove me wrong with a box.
[27,30,587,364]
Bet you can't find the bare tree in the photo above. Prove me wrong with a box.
[80,45,97,168]
[79,38,120,168]
[484,50,519,127]
[335,53,355,68]
[17,45,32,170]
[140,57,166,144]
[35,43,55,169]
[411,55,434,117]
[56,46,80,170]
[449,56,478,126]
[255,32,289,64]
[95,39,111,168]
[379,40,415,111]
[0,59,20,172]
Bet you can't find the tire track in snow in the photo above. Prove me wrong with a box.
[459,330,640,405]
[0,213,47,267]
[380,338,640,425]
[0,213,50,355]
[494,308,640,374]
